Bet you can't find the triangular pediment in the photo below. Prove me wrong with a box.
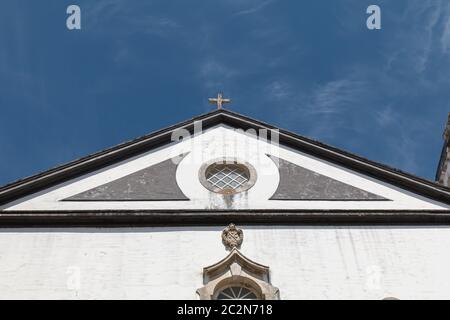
[203,248,270,283]
[64,155,189,201]
[268,156,386,201]
[1,109,450,224]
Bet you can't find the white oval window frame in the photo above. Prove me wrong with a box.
[198,158,257,195]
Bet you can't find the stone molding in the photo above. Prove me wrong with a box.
[196,248,279,300]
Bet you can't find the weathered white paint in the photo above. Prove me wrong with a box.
[2,125,449,211]
[0,226,450,300]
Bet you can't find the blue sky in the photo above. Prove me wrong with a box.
[1,0,450,185]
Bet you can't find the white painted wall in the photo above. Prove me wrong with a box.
[1,226,450,300]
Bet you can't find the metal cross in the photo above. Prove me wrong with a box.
[209,93,231,110]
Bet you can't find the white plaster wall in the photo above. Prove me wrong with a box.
[1,226,450,300]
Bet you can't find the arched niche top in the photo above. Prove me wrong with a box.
[203,248,270,284]
[197,249,279,300]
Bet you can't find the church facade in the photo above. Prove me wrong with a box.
[1,108,450,300]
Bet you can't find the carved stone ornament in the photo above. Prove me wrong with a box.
[196,248,280,300]
[222,223,243,250]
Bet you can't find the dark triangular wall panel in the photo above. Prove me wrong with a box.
[63,155,189,201]
[269,156,388,201]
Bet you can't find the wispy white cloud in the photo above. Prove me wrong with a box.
[307,79,367,115]
[266,77,367,114]
[264,75,371,142]
[265,81,291,100]
[385,116,428,174]
[415,1,442,73]
[234,0,275,16]
[273,72,423,173]
[86,1,180,38]
[86,0,128,28]
[440,2,450,53]
[127,16,180,37]
[198,59,240,90]
[83,0,182,68]
[375,105,397,128]
[388,0,450,74]
[200,60,238,79]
